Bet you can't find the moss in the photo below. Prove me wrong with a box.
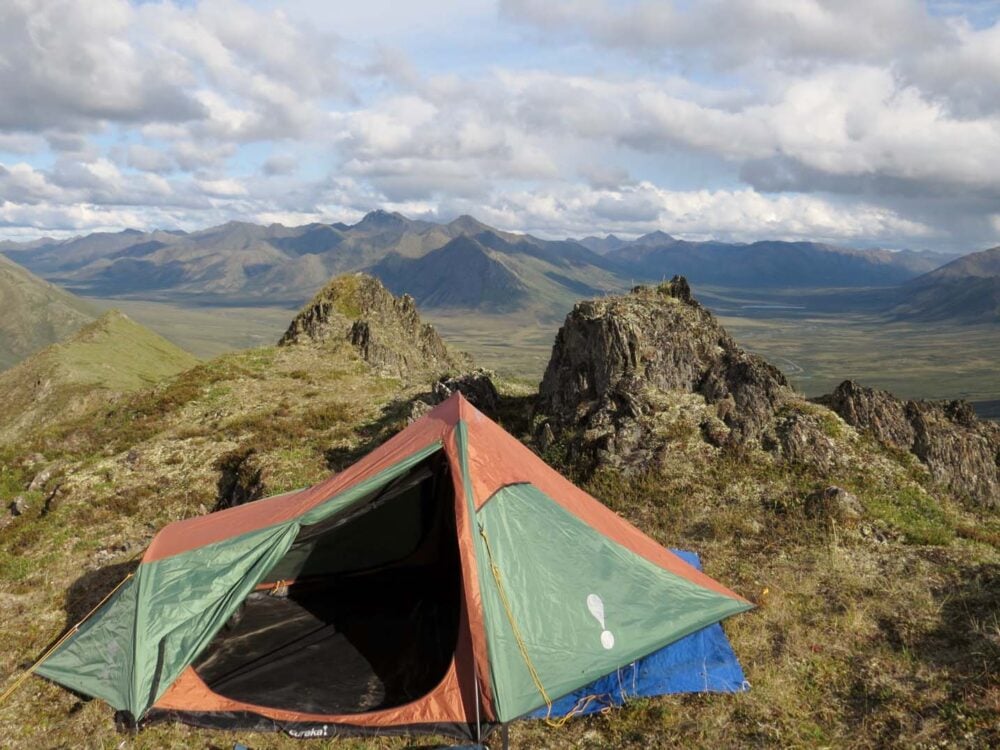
[862,485,956,545]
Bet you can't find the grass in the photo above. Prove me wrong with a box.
[0,302,997,748]
[86,297,294,360]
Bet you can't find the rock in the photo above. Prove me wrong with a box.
[700,416,730,447]
[214,448,267,510]
[537,422,556,452]
[407,399,433,423]
[805,486,863,524]
[820,380,1000,508]
[28,466,56,492]
[769,412,839,472]
[820,380,915,450]
[431,369,500,416]
[279,273,461,377]
[536,276,790,468]
[9,495,28,516]
[408,369,501,422]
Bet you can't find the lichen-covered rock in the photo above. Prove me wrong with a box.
[432,369,500,416]
[9,495,28,516]
[767,411,841,473]
[279,273,459,377]
[821,380,915,450]
[805,486,863,524]
[536,277,790,467]
[408,369,501,422]
[820,380,1000,508]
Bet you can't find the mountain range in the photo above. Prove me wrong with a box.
[0,212,959,315]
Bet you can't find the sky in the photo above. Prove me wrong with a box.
[1,0,999,250]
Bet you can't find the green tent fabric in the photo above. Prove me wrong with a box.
[476,483,749,721]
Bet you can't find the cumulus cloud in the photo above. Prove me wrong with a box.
[0,0,996,250]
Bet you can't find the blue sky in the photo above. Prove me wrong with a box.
[1,0,999,250]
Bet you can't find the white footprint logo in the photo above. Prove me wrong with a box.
[587,593,615,650]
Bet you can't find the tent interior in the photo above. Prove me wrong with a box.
[192,452,462,715]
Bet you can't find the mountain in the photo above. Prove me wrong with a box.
[1,214,958,316]
[894,246,1000,323]
[606,234,955,288]
[0,213,630,315]
[0,273,997,748]
[0,252,99,371]
[0,310,198,444]
[370,231,625,314]
[576,234,627,254]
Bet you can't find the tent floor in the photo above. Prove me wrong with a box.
[193,568,459,715]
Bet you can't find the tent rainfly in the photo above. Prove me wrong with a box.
[35,392,752,741]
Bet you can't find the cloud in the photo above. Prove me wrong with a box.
[461,182,934,244]
[500,0,943,69]
[0,0,997,251]
[0,0,204,133]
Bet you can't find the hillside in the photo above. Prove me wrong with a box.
[894,246,1000,323]
[0,310,199,445]
[0,273,996,748]
[0,253,98,371]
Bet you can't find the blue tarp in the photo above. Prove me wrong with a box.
[527,550,748,719]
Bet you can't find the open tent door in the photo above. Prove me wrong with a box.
[191,452,463,715]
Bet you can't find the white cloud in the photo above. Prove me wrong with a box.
[196,177,248,197]
[0,0,997,250]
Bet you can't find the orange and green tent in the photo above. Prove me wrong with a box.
[36,392,751,741]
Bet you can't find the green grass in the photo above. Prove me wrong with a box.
[85,297,294,359]
[862,485,957,545]
[0,289,997,748]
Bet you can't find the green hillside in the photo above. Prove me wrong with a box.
[0,253,98,371]
[0,310,199,445]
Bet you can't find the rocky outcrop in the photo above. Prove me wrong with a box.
[536,277,790,467]
[821,380,1000,508]
[408,369,501,421]
[279,273,460,377]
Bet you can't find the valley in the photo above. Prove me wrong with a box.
[3,214,995,414]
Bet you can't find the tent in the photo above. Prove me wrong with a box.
[36,392,752,742]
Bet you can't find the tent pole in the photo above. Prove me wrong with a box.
[474,670,482,743]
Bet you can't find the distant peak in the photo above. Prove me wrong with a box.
[447,214,490,233]
[355,209,408,229]
[636,230,676,243]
